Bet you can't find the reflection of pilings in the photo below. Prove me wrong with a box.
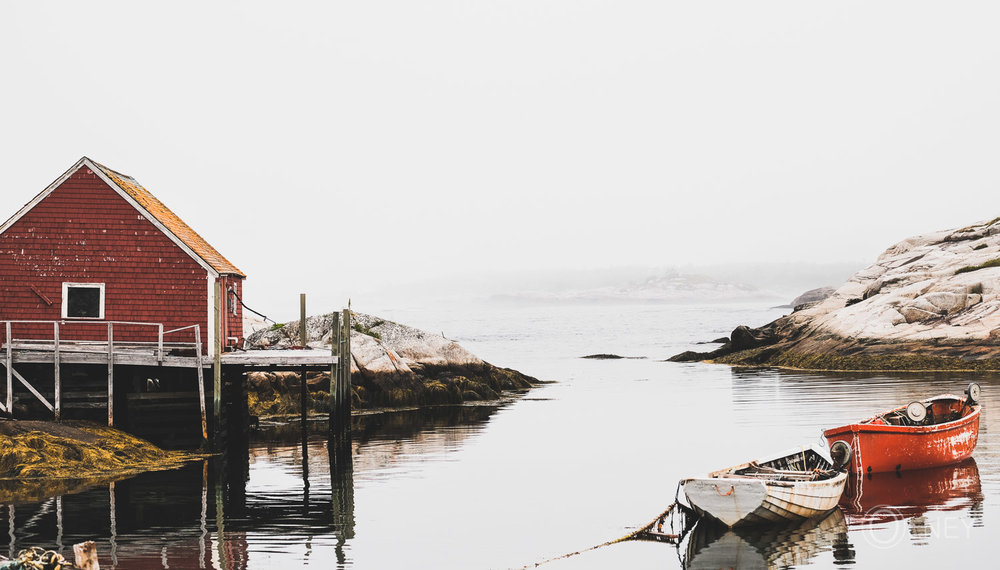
[215,474,229,570]
[200,460,208,570]
[109,481,118,568]
[329,433,355,568]
[56,496,63,555]
[211,431,250,570]
[7,504,13,559]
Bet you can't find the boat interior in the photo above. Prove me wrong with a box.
[712,448,838,482]
[862,396,973,427]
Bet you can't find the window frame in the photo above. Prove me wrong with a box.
[61,282,106,320]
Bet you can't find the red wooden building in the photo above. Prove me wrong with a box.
[0,157,245,353]
[0,157,341,448]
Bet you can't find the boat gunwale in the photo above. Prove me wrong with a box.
[823,394,980,437]
[703,444,836,480]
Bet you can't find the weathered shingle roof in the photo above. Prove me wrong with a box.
[94,161,246,277]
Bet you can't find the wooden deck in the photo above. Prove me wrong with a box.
[1,317,347,445]
[4,342,337,369]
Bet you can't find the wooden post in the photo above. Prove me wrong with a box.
[329,311,339,437]
[213,280,223,446]
[341,308,351,426]
[73,541,100,570]
[53,322,60,421]
[195,326,208,444]
[157,323,164,365]
[300,294,310,489]
[5,321,12,415]
[107,323,114,427]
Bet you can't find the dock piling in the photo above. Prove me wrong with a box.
[54,322,60,421]
[213,280,223,447]
[6,321,12,414]
[329,308,352,441]
[300,294,309,489]
[107,323,114,427]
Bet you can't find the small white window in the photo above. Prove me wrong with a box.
[62,283,105,319]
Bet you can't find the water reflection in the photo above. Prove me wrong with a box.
[0,404,501,569]
[840,459,984,527]
[681,509,853,569]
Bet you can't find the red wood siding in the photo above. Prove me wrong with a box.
[0,166,243,353]
[219,274,244,348]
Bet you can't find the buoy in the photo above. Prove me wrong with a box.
[966,382,982,405]
[905,401,927,423]
[829,440,852,470]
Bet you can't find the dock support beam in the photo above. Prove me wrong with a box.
[330,308,352,440]
[300,294,310,489]
[5,322,12,415]
[107,323,114,427]
[195,326,208,445]
[213,280,223,447]
[329,311,339,431]
[53,322,60,421]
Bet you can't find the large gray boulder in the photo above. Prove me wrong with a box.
[671,216,1000,369]
[246,311,536,407]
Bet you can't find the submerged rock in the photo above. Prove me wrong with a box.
[671,216,1000,370]
[246,312,538,412]
[581,353,648,359]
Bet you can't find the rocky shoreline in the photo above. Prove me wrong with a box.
[671,217,1000,371]
[245,311,539,416]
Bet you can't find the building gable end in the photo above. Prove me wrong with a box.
[0,157,221,278]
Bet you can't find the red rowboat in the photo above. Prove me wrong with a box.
[823,384,982,474]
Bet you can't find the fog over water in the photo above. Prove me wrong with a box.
[4,2,1000,315]
[4,4,1000,567]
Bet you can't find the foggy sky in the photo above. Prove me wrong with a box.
[3,2,999,318]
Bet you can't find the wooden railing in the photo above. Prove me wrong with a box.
[0,320,203,431]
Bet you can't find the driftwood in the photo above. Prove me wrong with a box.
[73,541,100,570]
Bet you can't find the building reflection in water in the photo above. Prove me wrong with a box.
[0,436,356,569]
[0,405,503,568]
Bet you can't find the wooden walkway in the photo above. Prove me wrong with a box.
[1,312,349,447]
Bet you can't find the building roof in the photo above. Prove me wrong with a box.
[0,157,245,278]
[92,160,246,277]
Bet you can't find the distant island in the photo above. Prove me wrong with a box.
[672,217,1000,370]
[490,271,772,304]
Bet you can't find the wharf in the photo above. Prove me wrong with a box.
[1,311,352,449]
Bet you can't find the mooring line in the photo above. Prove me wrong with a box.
[520,502,678,568]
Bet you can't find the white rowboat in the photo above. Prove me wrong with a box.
[681,444,848,528]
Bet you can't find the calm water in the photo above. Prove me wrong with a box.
[3,301,998,568]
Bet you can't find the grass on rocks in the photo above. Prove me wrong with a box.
[715,346,1000,371]
[247,367,536,418]
[0,421,204,481]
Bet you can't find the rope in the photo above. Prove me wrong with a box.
[0,547,68,570]
[715,484,735,496]
[229,287,275,325]
[521,503,681,568]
